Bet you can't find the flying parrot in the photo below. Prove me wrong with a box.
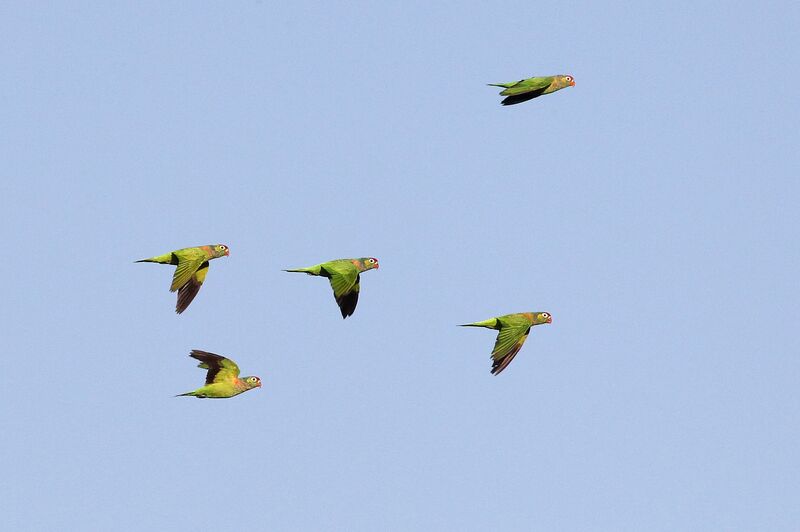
[177,350,262,398]
[461,312,552,375]
[488,75,574,106]
[135,244,229,314]
[284,257,379,318]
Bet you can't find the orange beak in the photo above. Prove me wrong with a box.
[570,80,575,87]
[547,316,553,323]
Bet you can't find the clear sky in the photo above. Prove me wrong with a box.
[1,2,798,530]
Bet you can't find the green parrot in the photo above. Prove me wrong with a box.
[177,350,262,398]
[135,244,229,314]
[284,257,379,318]
[488,75,574,106]
[461,312,552,375]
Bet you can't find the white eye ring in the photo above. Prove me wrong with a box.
[368,258,375,263]
[566,76,572,81]
[542,312,550,318]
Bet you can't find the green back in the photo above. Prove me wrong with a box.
[499,77,555,96]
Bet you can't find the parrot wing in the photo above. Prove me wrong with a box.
[170,249,207,292]
[489,320,532,375]
[175,261,209,314]
[498,77,553,96]
[189,350,241,384]
[321,262,361,318]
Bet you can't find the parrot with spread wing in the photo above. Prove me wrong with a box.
[135,244,229,314]
[284,257,379,318]
[488,75,574,105]
[176,350,262,398]
[461,312,552,375]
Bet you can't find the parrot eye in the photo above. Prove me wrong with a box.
[566,76,572,81]
[368,258,376,263]
[542,312,550,318]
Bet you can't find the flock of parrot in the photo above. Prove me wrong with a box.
[136,75,574,398]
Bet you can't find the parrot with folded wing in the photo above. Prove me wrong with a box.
[488,75,574,105]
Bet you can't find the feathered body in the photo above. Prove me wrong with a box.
[177,350,261,398]
[488,75,574,105]
[461,312,552,375]
[284,257,379,318]
[136,244,229,313]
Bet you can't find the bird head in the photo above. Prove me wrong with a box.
[360,257,379,271]
[212,244,230,258]
[562,75,575,87]
[534,311,553,325]
[245,376,262,389]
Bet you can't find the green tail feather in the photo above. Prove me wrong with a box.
[283,265,322,275]
[459,318,499,329]
[135,252,175,264]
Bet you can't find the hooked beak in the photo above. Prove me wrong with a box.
[547,316,553,323]
[570,80,575,87]
[225,249,230,257]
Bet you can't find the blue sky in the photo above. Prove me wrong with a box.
[1,2,798,530]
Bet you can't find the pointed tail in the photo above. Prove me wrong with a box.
[135,252,175,264]
[283,266,321,275]
[459,318,499,329]
[487,82,513,88]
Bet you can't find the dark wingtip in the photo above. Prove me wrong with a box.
[339,304,353,319]
[335,291,358,319]
[189,349,222,361]
[490,343,523,375]
[175,278,202,314]
[500,91,543,106]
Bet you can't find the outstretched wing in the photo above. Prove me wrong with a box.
[321,262,361,318]
[169,248,207,292]
[489,321,531,375]
[331,274,360,318]
[175,261,209,314]
[189,350,241,384]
